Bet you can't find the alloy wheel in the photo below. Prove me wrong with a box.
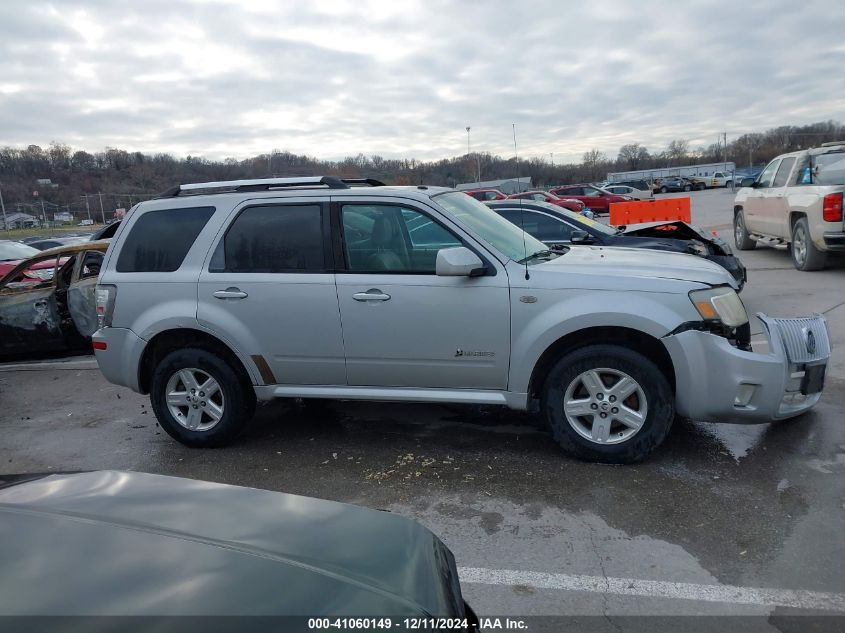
[562,368,648,445]
[165,367,225,431]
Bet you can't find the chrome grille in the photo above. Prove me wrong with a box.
[772,316,831,364]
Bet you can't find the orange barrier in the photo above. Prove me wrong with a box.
[609,197,691,225]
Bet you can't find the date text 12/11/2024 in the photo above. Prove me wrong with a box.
[306,617,527,630]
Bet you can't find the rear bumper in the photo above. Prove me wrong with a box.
[91,327,146,393]
[663,313,830,423]
[822,231,845,251]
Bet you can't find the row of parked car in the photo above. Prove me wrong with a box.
[464,182,651,216]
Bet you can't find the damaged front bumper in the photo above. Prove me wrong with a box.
[663,313,831,423]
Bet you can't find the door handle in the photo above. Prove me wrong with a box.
[352,289,391,302]
[213,287,248,300]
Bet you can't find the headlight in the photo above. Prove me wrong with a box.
[689,287,748,327]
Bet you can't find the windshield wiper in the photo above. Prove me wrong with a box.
[517,249,560,264]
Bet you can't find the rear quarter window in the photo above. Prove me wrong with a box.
[116,206,214,273]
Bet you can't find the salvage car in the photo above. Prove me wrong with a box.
[26,236,89,251]
[462,188,507,201]
[0,240,108,358]
[486,200,747,287]
[0,240,49,279]
[505,190,590,214]
[93,177,830,463]
[548,183,633,215]
[0,470,478,623]
[656,177,693,193]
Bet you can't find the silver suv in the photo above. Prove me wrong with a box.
[93,177,831,463]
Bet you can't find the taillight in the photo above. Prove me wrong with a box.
[95,284,117,329]
[823,193,843,222]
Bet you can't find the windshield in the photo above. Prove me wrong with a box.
[0,241,39,262]
[434,191,547,262]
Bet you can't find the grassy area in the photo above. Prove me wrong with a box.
[1,225,105,240]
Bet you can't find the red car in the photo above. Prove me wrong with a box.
[549,183,633,215]
[0,240,58,281]
[463,188,507,201]
[506,190,587,213]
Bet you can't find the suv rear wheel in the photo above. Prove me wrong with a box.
[790,217,827,271]
[150,348,255,447]
[541,345,674,463]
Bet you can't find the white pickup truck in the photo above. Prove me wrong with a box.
[733,142,845,270]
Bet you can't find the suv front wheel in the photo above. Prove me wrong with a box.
[541,345,674,463]
[150,348,255,447]
[733,209,756,250]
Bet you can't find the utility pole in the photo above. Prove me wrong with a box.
[40,198,47,226]
[83,195,92,222]
[98,192,106,224]
[0,182,7,232]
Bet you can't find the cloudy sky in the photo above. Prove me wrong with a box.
[1,0,843,163]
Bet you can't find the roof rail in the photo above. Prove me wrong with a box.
[156,176,385,198]
[820,141,845,147]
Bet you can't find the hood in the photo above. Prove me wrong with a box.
[0,471,463,616]
[622,221,732,255]
[533,244,738,289]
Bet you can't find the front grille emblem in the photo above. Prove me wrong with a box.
[806,330,816,355]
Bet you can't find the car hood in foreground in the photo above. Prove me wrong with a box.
[0,471,463,616]
[531,244,738,290]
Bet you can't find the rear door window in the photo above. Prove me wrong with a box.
[213,205,325,273]
[116,206,214,272]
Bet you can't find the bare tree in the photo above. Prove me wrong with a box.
[617,143,649,170]
[582,148,608,180]
[666,139,689,165]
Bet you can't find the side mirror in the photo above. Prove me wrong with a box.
[740,177,756,188]
[435,247,485,277]
[570,230,594,244]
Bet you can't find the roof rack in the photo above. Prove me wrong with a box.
[820,141,845,147]
[156,176,385,198]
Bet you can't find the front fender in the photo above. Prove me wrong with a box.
[508,289,695,394]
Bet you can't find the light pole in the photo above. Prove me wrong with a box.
[0,182,7,232]
[465,126,479,182]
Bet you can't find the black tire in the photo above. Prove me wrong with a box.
[733,209,756,250]
[683,184,692,192]
[660,186,668,194]
[725,181,733,189]
[697,183,706,191]
[541,345,674,464]
[150,347,256,447]
[790,216,827,271]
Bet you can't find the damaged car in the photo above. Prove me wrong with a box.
[486,199,747,288]
[0,240,109,358]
